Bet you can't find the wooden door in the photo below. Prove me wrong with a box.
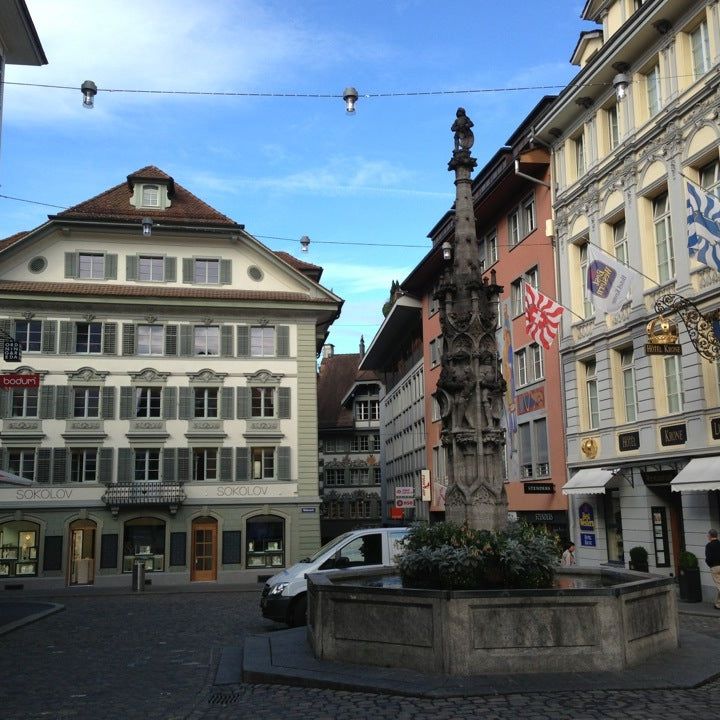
[68,520,96,586]
[191,520,217,582]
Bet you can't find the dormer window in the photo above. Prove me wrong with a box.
[141,185,160,207]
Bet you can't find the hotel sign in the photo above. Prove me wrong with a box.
[644,343,682,355]
[712,417,720,440]
[618,431,640,452]
[660,424,687,446]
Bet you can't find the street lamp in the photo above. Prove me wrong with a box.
[300,235,310,252]
[441,241,452,261]
[81,80,97,109]
[613,73,629,102]
[343,87,359,114]
[141,217,153,236]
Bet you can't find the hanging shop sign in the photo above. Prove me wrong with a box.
[394,486,414,498]
[644,316,682,355]
[395,498,415,509]
[523,482,554,494]
[0,373,40,389]
[2,341,22,363]
[578,502,595,532]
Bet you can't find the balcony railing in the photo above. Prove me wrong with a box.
[103,482,185,515]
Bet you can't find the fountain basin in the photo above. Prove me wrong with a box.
[307,566,678,675]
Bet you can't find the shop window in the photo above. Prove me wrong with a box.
[0,522,39,577]
[603,489,624,564]
[246,515,284,568]
[122,517,165,572]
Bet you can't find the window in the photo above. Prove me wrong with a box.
[700,159,720,197]
[646,64,661,117]
[194,326,219,356]
[613,218,628,267]
[574,132,586,177]
[193,258,220,284]
[134,449,160,482]
[250,326,275,357]
[585,359,599,429]
[579,242,593,318]
[138,256,164,282]
[508,209,521,247]
[511,279,524,316]
[74,386,100,418]
[350,468,370,484]
[194,388,218,418]
[78,253,105,280]
[515,348,528,387]
[526,266,539,291]
[137,325,164,356]
[349,500,372,519]
[653,193,674,283]
[11,388,38,418]
[664,355,684,414]
[15,320,41,352]
[522,195,536,235]
[519,422,533,477]
[534,419,549,476]
[607,104,619,150]
[324,469,344,486]
[690,21,711,79]
[246,515,284,568]
[70,449,98,483]
[251,387,275,417]
[9,450,35,480]
[370,400,380,420]
[356,401,369,420]
[141,185,159,207]
[252,447,275,480]
[620,348,637,423]
[486,230,498,265]
[530,343,543,381]
[135,387,161,418]
[75,322,102,353]
[122,518,165,572]
[193,448,218,481]
[0,522,39,577]
[429,338,441,366]
[326,533,382,568]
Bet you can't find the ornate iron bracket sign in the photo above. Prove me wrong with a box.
[653,293,720,360]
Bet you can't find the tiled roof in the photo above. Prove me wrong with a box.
[0,279,337,304]
[274,251,323,282]
[50,165,239,227]
[0,232,28,251]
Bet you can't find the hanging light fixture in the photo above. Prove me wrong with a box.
[141,217,153,236]
[613,73,630,102]
[81,80,97,109]
[342,87,359,114]
[300,235,310,252]
[442,241,452,261]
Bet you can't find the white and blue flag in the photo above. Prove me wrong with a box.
[687,181,720,272]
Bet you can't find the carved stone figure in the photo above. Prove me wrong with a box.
[451,108,474,152]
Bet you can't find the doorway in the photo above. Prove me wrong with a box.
[68,520,96,586]
[191,518,217,582]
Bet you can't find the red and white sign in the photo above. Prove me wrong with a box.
[389,506,405,520]
[421,470,431,502]
[0,374,40,389]
[394,486,414,498]
[395,498,415,509]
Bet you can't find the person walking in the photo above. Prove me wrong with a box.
[561,542,576,567]
[706,530,720,609]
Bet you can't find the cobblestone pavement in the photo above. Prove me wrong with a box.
[2,590,720,720]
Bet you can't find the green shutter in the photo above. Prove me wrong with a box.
[119,387,134,419]
[221,325,233,357]
[99,448,113,485]
[220,448,232,480]
[64,252,77,278]
[236,447,250,481]
[53,386,69,419]
[163,448,176,483]
[237,386,250,419]
[220,388,234,419]
[220,259,232,284]
[122,324,135,355]
[277,446,291,481]
[179,325,192,356]
[179,387,192,420]
[0,391,11,418]
[276,325,290,357]
[105,254,118,280]
[278,387,291,419]
[42,321,57,353]
[52,448,67,484]
[182,258,193,283]
[165,325,178,355]
[178,448,190,483]
[103,323,117,355]
[126,255,138,281]
[102,387,115,420]
[59,321,73,354]
[237,325,249,357]
[163,386,177,420]
[165,257,177,282]
[117,448,133,483]
[36,448,51,483]
[39,386,55,419]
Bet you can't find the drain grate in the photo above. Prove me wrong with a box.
[207,691,242,706]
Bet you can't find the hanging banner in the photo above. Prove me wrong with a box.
[421,470,431,502]
[498,300,519,481]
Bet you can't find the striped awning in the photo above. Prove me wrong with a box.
[670,457,720,492]
[562,468,617,496]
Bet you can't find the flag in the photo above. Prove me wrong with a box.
[585,244,639,315]
[524,283,564,350]
[687,180,720,272]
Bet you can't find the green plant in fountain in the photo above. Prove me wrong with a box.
[396,521,562,590]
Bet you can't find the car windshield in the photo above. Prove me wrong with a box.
[305,532,355,563]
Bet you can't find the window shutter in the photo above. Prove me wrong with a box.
[40,386,55,419]
[169,532,186,566]
[126,255,138,281]
[165,257,177,282]
[120,387,134,419]
[117,448,133,483]
[220,388,234,419]
[42,320,57,353]
[165,325,178,355]
[236,447,250,481]
[59,321,73,354]
[278,387,291,419]
[0,391,11,418]
[163,448,176,483]
[122,324,135,355]
[103,323,117,355]
[182,258,193,283]
[220,448,232,480]
[236,386,250,419]
[222,531,242,564]
[277,446,291,481]
[52,448,67,484]
[54,386,69,419]
[221,326,233,357]
[276,325,290,357]
[99,448,113,484]
[178,387,192,420]
[105,254,118,280]
[102,387,115,420]
[163,386,177,420]
[179,325,192,356]
[36,448,51,483]
[64,252,77,278]
[237,325,250,357]
[220,259,232,284]
[178,448,191,483]
[100,534,118,568]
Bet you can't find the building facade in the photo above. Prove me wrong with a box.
[535,0,720,597]
[0,166,341,588]
[317,342,383,543]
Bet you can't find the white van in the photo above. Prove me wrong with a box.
[260,526,409,626]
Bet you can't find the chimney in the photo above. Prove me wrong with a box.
[322,343,334,360]
[359,335,365,358]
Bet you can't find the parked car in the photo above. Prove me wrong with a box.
[260,527,409,626]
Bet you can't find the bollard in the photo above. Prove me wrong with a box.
[132,559,146,591]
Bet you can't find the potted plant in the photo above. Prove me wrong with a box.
[678,550,702,603]
[628,546,649,573]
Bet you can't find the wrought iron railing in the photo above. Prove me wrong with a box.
[102,482,186,507]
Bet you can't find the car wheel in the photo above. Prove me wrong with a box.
[289,594,307,627]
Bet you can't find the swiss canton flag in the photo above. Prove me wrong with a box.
[524,283,564,349]
[687,180,720,272]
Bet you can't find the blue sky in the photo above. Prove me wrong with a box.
[1,0,592,354]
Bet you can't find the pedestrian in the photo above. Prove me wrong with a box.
[706,529,720,609]
[561,541,576,567]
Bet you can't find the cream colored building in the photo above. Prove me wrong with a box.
[0,166,341,588]
[535,0,720,598]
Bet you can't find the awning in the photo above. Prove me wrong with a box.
[670,457,720,492]
[562,468,617,495]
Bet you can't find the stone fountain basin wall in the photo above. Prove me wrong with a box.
[307,567,679,675]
